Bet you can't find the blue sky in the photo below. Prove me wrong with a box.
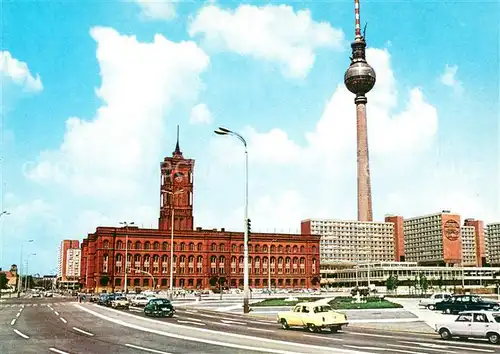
[1,0,498,274]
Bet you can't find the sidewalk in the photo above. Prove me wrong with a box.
[386,297,448,329]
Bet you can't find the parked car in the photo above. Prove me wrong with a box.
[419,292,452,310]
[435,295,500,314]
[130,295,150,307]
[277,302,348,333]
[111,296,129,309]
[89,294,99,303]
[97,294,109,306]
[144,298,175,317]
[435,310,500,344]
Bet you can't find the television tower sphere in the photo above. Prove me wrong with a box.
[344,59,376,96]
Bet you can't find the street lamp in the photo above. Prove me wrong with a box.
[214,126,250,313]
[161,188,184,299]
[18,239,33,295]
[120,221,135,293]
[24,253,36,292]
[268,239,276,293]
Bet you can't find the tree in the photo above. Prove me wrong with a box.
[419,273,429,294]
[311,276,321,286]
[386,275,399,294]
[100,276,109,287]
[0,273,7,290]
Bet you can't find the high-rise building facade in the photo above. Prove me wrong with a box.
[487,223,500,266]
[461,225,477,266]
[58,240,80,281]
[66,248,81,278]
[399,211,462,266]
[301,219,394,264]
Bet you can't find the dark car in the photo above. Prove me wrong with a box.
[144,298,175,318]
[436,295,500,314]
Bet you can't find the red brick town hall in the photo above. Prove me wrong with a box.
[80,136,320,292]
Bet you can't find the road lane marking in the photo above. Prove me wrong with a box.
[13,329,29,339]
[60,317,68,324]
[213,322,232,326]
[344,345,426,354]
[16,312,20,317]
[185,310,198,314]
[125,344,172,354]
[183,317,204,322]
[49,348,72,354]
[221,319,247,325]
[76,304,353,354]
[19,308,23,313]
[398,340,495,351]
[177,320,206,326]
[10,319,16,325]
[72,327,94,336]
[303,334,343,341]
[55,311,59,316]
[246,327,274,332]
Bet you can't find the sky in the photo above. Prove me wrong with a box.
[1,0,498,275]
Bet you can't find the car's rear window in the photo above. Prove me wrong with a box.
[493,315,500,323]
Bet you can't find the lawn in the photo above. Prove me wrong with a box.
[251,297,323,307]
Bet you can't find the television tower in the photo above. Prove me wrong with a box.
[344,0,376,222]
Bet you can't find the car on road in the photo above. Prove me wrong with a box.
[419,292,452,310]
[130,295,150,307]
[435,295,500,314]
[144,298,175,318]
[111,296,129,310]
[435,310,500,344]
[277,302,348,333]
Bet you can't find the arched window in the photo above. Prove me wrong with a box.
[231,256,236,263]
[162,242,168,251]
[153,242,159,250]
[263,245,268,252]
[180,255,186,263]
[103,240,109,249]
[219,256,225,263]
[278,245,283,252]
[312,246,317,253]
[144,241,151,250]
[255,245,260,252]
[197,243,203,251]
[116,254,122,261]
[127,241,132,250]
[153,255,159,263]
[162,255,168,263]
[240,244,244,252]
[220,244,225,252]
[271,245,276,253]
[188,255,194,263]
[189,243,195,251]
[210,255,216,263]
[116,241,123,249]
[286,245,291,253]
[134,254,141,262]
[293,245,298,253]
[211,243,217,251]
[232,244,237,252]
[135,241,141,250]
[285,257,291,264]
[197,256,203,263]
[300,246,305,253]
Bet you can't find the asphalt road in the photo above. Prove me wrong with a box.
[2,297,500,354]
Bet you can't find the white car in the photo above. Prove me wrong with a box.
[130,295,150,307]
[419,292,452,310]
[435,310,500,344]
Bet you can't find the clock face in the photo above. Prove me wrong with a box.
[174,172,184,182]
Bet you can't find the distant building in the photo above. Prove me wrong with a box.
[58,240,80,282]
[487,223,500,266]
[0,264,18,290]
[301,219,395,264]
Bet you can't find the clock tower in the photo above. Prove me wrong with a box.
[159,126,194,231]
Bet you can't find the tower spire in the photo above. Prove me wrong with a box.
[355,0,362,39]
[173,125,182,156]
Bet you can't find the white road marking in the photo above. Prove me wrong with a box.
[183,317,204,322]
[19,308,23,312]
[33,304,38,307]
[60,317,68,324]
[10,318,16,325]
[303,334,343,341]
[55,311,59,316]
[49,348,72,354]
[185,310,198,314]
[213,322,232,326]
[177,320,206,326]
[125,344,172,354]
[16,312,20,318]
[246,327,274,332]
[344,345,426,354]
[186,312,220,319]
[398,340,495,351]
[221,319,247,325]
[76,304,354,354]
[72,327,94,336]
[13,329,29,339]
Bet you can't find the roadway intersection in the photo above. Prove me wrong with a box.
[1,297,500,354]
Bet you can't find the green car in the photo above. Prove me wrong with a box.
[144,298,175,318]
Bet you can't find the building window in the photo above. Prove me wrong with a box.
[103,254,109,273]
[198,243,203,251]
[231,256,236,274]
[145,242,151,250]
[153,242,159,250]
[162,242,168,251]
[161,255,168,274]
[232,244,237,252]
[211,243,217,251]
[103,240,109,249]
[117,241,123,249]
[220,244,225,252]
[210,256,217,274]
[300,246,305,253]
[180,243,185,251]
[135,241,141,250]
[189,243,195,251]
[197,256,203,274]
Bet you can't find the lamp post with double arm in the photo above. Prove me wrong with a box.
[214,126,250,313]
[18,239,33,296]
[119,221,135,293]
[161,188,184,299]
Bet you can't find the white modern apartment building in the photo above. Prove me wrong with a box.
[487,223,500,265]
[65,248,81,279]
[301,219,395,264]
[461,225,477,266]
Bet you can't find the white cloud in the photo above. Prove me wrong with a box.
[25,27,209,202]
[134,0,177,21]
[190,103,213,124]
[439,64,464,94]
[0,51,43,92]
[188,4,344,79]
[208,47,497,228]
